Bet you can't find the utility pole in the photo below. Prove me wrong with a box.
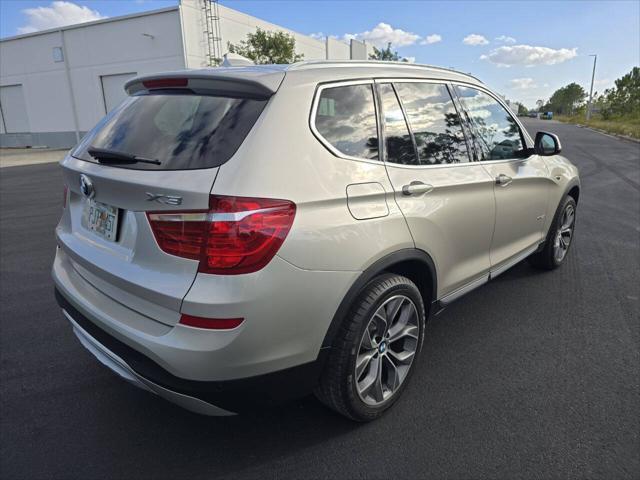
[586,54,597,121]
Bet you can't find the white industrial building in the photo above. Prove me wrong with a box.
[0,0,374,148]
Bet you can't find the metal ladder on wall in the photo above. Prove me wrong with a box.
[202,0,223,66]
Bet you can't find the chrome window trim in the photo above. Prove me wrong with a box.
[381,79,474,168]
[375,78,534,170]
[382,155,533,170]
[450,80,535,147]
[309,79,383,165]
[376,82,420,166]
[310,77,535,170]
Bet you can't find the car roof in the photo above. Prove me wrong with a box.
[285,60,483,84]
[201,61,484,86]
[125,61,483,98]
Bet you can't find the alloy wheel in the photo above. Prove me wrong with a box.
[554,203,575,262]
[355,295,419,406]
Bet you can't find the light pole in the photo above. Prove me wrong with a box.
[586,54,597,121]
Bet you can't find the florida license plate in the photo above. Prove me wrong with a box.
[85,199,119,242]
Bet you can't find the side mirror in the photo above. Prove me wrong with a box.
[535,131,562,156]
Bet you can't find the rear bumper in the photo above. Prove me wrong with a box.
[56,288,327,414]
[64,304,233,416]
[52,244,357,381]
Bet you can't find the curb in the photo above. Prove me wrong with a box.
[574,124,640,144]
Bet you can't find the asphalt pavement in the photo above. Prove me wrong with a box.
[1,118,638,479]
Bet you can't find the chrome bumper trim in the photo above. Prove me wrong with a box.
[64,310,235,416]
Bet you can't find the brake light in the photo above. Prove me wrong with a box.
[147,195,296,275]
[143,78,188,89]
[179,314,243,330]
[62,185,68,209]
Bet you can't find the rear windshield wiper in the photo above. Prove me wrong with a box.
[87,146,161,166]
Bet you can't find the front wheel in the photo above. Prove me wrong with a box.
[315,274,426,421]
[529,195,577,270]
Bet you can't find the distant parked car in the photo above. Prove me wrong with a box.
[529,111,539,118]
[53,61,580,421]
[542,111,554,120]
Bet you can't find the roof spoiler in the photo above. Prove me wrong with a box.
[125,69,285,99]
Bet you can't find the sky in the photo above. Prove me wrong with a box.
[1,0,638,108]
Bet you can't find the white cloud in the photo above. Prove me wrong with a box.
[343,22,420,47]
[404,56,416,63]
[18,1,105,34]
[309,32,326,40]
[463,34,489,46]
[421,34,442,45]
[481,45,577,67]
[496,35,516,44]
[510,77,537,90]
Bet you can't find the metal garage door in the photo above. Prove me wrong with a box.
[100,73,137,114]
[0,85,30,133]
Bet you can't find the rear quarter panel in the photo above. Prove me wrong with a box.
[210,72,415,272]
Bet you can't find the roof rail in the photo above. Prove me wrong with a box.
[288,60,484,84]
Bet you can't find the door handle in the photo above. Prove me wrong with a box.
[402,181,434,196]
[495,174,513,187]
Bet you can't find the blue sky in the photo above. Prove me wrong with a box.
[1,0,638,108]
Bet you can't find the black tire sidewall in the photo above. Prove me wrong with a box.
[343,276,426,421]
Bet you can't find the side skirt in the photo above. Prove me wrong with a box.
[433,243,542,314]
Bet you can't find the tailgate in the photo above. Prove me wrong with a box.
[55,70,280,326]
[57,156,217,326]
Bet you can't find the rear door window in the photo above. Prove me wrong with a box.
[73,93,268,170]
[394,82,470,165]
[378,83,418,166]
[314,84,379,160]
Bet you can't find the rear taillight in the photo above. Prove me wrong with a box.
[62,185,68,209]
[147,195,296,275]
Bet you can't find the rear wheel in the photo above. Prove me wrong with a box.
[315,274,426,421]
[529,195,577,270]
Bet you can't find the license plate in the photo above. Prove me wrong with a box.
[85,199,119,242]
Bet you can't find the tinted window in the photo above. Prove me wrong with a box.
[379,83,417,165]
[73,93,267,170]
[395,82,470,165]
[454,86,525,161]
[314,84,379,160]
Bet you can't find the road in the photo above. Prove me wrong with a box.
[1,119,638,479]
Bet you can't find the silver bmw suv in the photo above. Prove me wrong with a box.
[53,61,580,421]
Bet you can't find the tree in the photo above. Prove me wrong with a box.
[536,99,545,112]
[599,66,640,119]
[546,83,587,115]
[517,103,528,115]
[228,28,303,64]
[369,42,408,62]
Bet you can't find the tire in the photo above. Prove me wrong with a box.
[315,273,426,422]
[528,195,577,270]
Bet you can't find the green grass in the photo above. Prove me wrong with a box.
[556,114,640,140]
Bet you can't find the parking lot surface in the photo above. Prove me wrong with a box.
[0,148,67,169]
[1,119,638,479]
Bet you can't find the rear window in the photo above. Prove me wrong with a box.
[72,93,268,170]
[313,84,379,160]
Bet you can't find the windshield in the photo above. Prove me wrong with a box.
[72,93,268,170]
